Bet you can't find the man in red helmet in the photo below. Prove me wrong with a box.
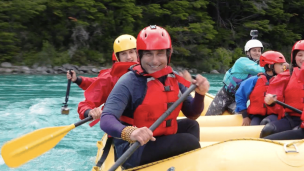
[99,25,210,169]
[235,51,286,126]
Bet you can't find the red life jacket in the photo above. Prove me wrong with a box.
[120,65,191,137]
[284,68,304,117]
[78,62,137,90]
[78,62,138,126]
[266,70,291,119]
[110,62,138,83]
[247,73,273,116]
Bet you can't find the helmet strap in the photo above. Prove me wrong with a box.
[264,71,274,80]
[247,53,256,62]
[115,52,120,62]
[270,64,277,75]
[246,51,253,60]
[247,50,259,63]
[265,64,276,76]
[292,50,300,67]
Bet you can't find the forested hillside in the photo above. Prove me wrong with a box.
[0,0,303,72]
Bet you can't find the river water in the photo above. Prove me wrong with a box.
[0,74,224,171]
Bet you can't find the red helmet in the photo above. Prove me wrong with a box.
[136,25,172,63]
[291,40,304,65]
[259,51,286,67]
[112,52,118,63]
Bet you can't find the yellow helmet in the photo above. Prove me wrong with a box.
[113,34,136,62]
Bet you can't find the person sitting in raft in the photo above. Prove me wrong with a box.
[76,35,138,122]
[66,34,138,90]
[99,25,210,169]
[206,31,264,116]
[260,40,304,138]
[78,35,192,126]
[235,51,287,126]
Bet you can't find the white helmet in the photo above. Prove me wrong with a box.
[244,39,263,53]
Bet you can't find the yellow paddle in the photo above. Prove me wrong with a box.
[1,116,92,168]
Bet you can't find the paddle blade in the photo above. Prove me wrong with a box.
[61,106,70,115]
[1,124,75,168]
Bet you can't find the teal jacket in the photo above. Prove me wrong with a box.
[223,57,265,94]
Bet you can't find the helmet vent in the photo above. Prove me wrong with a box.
[118,40,120,43]
[161,32,164,37]
[145,33,147,38]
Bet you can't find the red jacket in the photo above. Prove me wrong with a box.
[247,74,276,116]
[266,70,290,119]
[77,62,137,125]
[284,68,304,117]
[78,69,111,90]
[267,68,304,120]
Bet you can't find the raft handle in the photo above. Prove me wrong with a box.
[284,143,299,153]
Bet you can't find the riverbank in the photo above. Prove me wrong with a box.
[0,62,108,75]
[0,62,220,75]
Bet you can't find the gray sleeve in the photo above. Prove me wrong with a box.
[101,72,133,119]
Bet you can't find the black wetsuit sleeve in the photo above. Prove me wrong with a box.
[74,76,82,85]
[179,83,204,120]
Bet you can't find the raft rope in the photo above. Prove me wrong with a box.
[122,138,304,171]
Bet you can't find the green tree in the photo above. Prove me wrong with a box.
[1,0,303,72]
[136,0,218,68]
[0,0,46,63]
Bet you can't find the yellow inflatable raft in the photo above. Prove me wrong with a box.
[92,93,293,171]
[127,139,304,171]
[189,114,243,127]
[179,92,243,127]
[93,133,304,171]
[178,93,232,116]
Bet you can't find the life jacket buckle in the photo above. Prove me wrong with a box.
[166,119,172,127]
[164,86,171,92]
[167,102,174,108]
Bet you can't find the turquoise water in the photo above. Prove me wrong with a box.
[0,74,224,171]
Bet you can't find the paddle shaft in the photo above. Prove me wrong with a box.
[75,116,93,127]
[108,84,197,171]
[276,100,302,114]
[64,70,73,105]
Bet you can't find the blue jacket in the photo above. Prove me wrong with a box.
[223,57,265,94]
[235,75,259,113]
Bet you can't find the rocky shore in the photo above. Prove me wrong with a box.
[0,62,220,75]
[0,62,109,75]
